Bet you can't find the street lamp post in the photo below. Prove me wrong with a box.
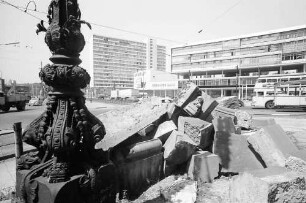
[16,1,115,202]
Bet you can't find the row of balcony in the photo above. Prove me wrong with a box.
[179,76,258,87]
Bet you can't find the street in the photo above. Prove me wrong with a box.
[0,101,119,160]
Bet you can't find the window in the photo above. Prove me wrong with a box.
[266,91,274,96]
[257,92,264,96]
[267,79,277,83]
[257,79,266,83]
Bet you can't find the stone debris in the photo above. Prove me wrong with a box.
[187,151,220,183]
[178,117,214,150]
[176,82,201,108]
[92,82,305,202]
[167,103,188,126]
[199,94,219,123]
[183,96,204,117]
[163,130,197,165]
[247,124,306,167]
[212,105,252,129]
[216,96,241,109]
[153,120,177,144]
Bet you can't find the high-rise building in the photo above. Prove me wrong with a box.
[146,38,167,71]
[92,35,167,89]
[92,35,146,89]
[171,25,306,97]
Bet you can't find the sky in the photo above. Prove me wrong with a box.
[0,0,306,84]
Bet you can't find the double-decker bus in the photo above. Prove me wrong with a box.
[274,79,306,108]
[252,73,306,109]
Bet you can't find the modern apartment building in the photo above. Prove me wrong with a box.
[92,35,166,90]
[157,45,166,71]
[171,25,306,98]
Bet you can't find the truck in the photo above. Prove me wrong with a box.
[110,89,139,100]
[0,79,31,112]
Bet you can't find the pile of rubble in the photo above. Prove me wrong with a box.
[95,82,306,202]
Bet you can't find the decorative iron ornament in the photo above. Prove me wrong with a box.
[17,0,116,202]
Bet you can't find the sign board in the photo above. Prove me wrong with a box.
[146,81,178,90]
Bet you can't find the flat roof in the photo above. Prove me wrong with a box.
[172,24,306,49]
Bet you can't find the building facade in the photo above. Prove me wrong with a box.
[92,35,167,90]
[171,25,306,98]
[134,69,178,98]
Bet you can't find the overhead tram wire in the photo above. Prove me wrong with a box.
[0,0,46,21]
[0,0,185,45]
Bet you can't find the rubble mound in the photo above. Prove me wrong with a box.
[93,82,306,202]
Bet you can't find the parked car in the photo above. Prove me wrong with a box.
[28,97,43,106]
[160,97,173,103]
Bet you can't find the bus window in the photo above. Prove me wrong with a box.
[257,92,264,97]
[267,79,277,83]
[289,91,296,96]
[280,78,288,82]
[257,79,266,83]
[289,77,300,81]
[266,91,274,96]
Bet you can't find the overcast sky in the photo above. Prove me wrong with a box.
[0,0,306,83]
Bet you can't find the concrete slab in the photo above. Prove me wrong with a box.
[163,130,197,165]
[176,83,201,108]
[183,96,203,117]
[247,124,306,167]
[153,120,177,144]
[167,103,187,126]
[212,117,236,134]
[213,131,265,172]
[199,100,219,123]
[178,117,214,150]
[187,151,220,183]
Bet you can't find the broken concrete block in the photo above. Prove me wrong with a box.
[251,118,276,129]
[153,120,177,144]
[212,117,236,134]
[247,128,287,167]
[163,130,197,165]
[178,117,214,150]
[199,99,219,122]
[247,124,306,167]
[183,96,204,117]
[234,110,252,129]
[213,131,265,172]
[161,179,197,203]
[216,96,240,109]
[176,82,201,108]
[229,168,306,203]
[187,151,220,183]
[167,103,187,126]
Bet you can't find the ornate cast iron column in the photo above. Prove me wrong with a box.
[16,1,116,202]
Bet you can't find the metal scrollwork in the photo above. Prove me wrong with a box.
[17,0,114,202]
